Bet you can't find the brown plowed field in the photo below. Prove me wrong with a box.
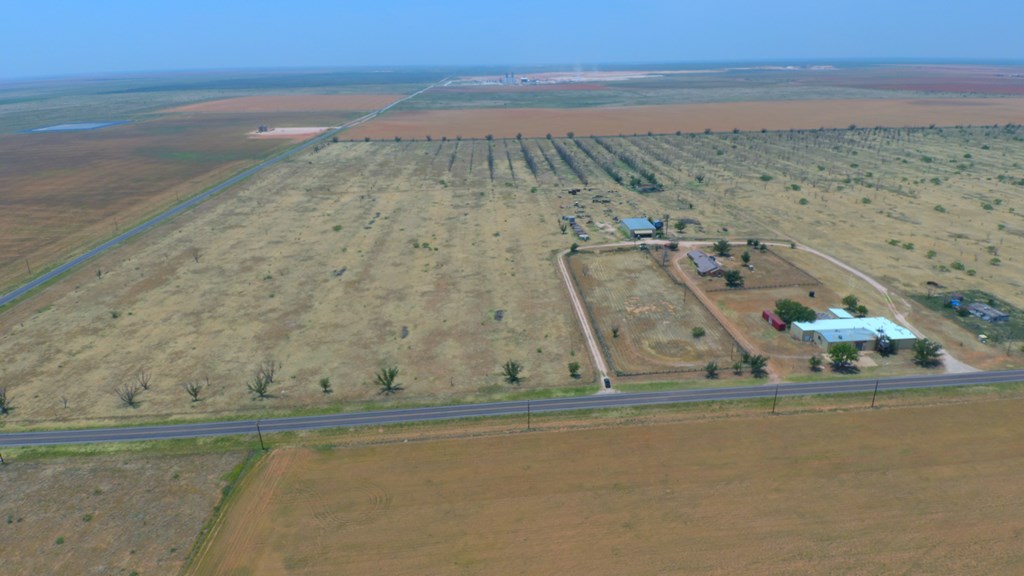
[345,97,1024,139]
[166,94,403,113]
[188,399,1024,575]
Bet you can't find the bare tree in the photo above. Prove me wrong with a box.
[115,383,141,408]
[247,371,271,399]
[502,360,523,384]
[257,359,277,385]
[0,387,11,415]
[134,368,152,391]
[183,378,206,402]
[191,248,201,263]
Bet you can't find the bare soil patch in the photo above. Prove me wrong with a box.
[345,98,1024,139]
[0,451,243,576]
[189,399,1024,575]
[166,94,403,113]
[247,126,330,139]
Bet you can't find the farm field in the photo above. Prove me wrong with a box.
[3,122,1024,427]
[345,97,1024,140]
[188,398,1024,575]
[164,94,405,113]
[570,249,737,375]
[0,450,244,576]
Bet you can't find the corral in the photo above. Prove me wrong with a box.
[569,249,736,375]
[188,398,1024,575]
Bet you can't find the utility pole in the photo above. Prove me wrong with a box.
[871,379,880,408]
[771,384,780,415]
[256,420,266,451]
[527,400,531,431]
[0,452,5,465]
[24,258,31,275]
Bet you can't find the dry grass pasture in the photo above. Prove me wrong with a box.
[188,399,1024,575]
[2,125,1024,427]
[571,249,736,374]
[165,94,404,113]
[0,451,244,576]
[345,98,1024,140]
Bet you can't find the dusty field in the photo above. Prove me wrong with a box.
[165,94,403,113]
[189,399,1024,575]
[0,140,593,427]
[0,451,243,576]
[345,98,1024,139]
[570,249,736,374]
[0,112,359,292]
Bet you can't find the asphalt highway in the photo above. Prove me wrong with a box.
[0,81,442,309]
[2,369,1021,447]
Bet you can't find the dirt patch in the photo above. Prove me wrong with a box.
[344,98,1024,139]
[247,126,331,139]
[0,451,243,576]
[189,399,1024,575]
[166,94,403,113]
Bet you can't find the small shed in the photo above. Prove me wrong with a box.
[621,218,656,238]
[762,310,786,331]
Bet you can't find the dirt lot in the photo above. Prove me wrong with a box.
[0,451,243,576]
[345,98,1024,139]
[188,398,1024,575]
[570,249,736,374]
[165,94,403,113]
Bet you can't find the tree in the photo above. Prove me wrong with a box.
[732,361,744,375]
[191,247,202,263]
[912,339,944,368]
[724,270,744,288]
[741,251,751,265]
[502,360,523,384]
[692,326,706,339]
[183,378,205,402]
[516,133,523,140]
[375,366,403,395]
[842,295,859,312]
[828,343,860,371]
[485,134,494,141]
[0,387,10,415]
[712,239,731,257]
[674,220,686,232]
[748,354,769,378]
[808,355,823,372]
[856,304,869,317]
[247,373,271,399]
[319,377,332,394]
[566,131,575,139]
[704,361,719,379]
[611,325,620,338]
[134,368,152,391]
[568,362,581,378]
[115,383,141,408]
[774,299,816,325]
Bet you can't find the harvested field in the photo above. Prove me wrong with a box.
[165,94,403,113]
[345,98,1024,139]
[247,126,331,139]
[0,451,243,576]
[189,399,1024,575]
[570,249,735,374]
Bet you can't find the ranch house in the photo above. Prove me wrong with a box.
[686,250,722,277]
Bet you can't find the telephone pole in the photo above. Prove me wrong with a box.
[256,420,266,451]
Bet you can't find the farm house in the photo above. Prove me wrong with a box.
[686,250,722,276]
[621,217,656,238]
[790,317,917,351]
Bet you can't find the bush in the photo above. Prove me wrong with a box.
[692,327,706,339]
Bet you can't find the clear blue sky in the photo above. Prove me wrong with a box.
[4,0,1022,79]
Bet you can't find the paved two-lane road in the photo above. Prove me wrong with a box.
[1,369,1020,447]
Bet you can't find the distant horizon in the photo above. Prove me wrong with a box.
[5,57,1024,84]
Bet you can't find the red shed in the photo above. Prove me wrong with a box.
[762,310,786,331]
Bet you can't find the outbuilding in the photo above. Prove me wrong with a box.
[966,302,1009,323]
[762,310,786,331]
[621,218,656,238]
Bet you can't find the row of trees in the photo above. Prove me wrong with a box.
[814,338,944,373]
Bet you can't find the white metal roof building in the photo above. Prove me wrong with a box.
[791,317,917,351]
